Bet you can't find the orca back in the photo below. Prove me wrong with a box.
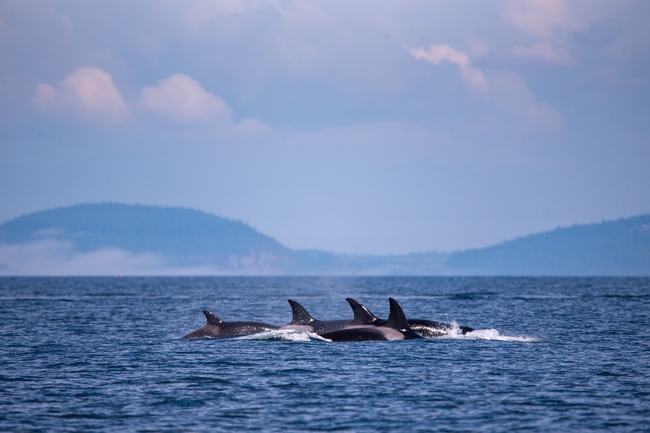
[321,298,421,341]
[183,310,278,339]
[384,298,410,331]
[203,310,223,325]
[383,298,421,340]
[346,298,381,325]
[288,300,315,325]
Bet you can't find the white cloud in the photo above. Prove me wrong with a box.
[0,0,74,43]
[33,66,130,124]
[407,44,562,127]
[233,117,274,134]
[171,0,263,32]
[503,0,572,39]
[512,42,574,65]
[138,73,233,125]
[502,0,576,67]
[408,44,488,93]
[466,35,491,59]
[32,67,266,131]
[488,71,562,127]
[502,0,622,66]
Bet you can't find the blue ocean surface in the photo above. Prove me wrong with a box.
[1,277,649,432]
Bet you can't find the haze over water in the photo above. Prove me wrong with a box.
[2,277,649,431]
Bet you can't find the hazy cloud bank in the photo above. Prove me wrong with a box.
[0,240,226,276]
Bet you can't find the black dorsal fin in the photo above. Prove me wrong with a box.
[202,310,223,325]
[288,300,315,325]
[384,298,410,331]
[346,298,380,325]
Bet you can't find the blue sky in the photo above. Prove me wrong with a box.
[1,0,649,255]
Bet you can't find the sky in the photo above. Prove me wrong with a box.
[1,0,649,255]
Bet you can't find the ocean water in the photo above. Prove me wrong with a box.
[1,276,649,432]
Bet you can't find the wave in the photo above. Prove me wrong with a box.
[439,322,538,342]
[236,325,537,343]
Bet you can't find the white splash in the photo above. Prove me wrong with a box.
[237,329,331,342]
[440,322,538,342]
[237,325,537,343]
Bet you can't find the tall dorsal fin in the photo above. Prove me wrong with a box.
[288,299,315,325]
[202,310,223,325]
[384,298,410,331]
[346,298,380,325]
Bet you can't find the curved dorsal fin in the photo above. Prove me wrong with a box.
[288,299,315,325]
[384,298,410,331]
[202,310,223,325]
[346,298,380,324]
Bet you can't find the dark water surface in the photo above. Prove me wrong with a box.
[1,277,649,432]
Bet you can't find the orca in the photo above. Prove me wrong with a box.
[282,299,363,334]
[182,310,279,339]
[320,298,421,342]
[346,298,474,337]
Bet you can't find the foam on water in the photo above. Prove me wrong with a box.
[456,329,538,342]
[440,322,538,342]
[238,326,537,343]
[237,329,331,342]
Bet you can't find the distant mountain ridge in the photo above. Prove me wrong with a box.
[448,215,650,275]
[0,204,293,273]
[0,203,648,275]
[0,203,288,255]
